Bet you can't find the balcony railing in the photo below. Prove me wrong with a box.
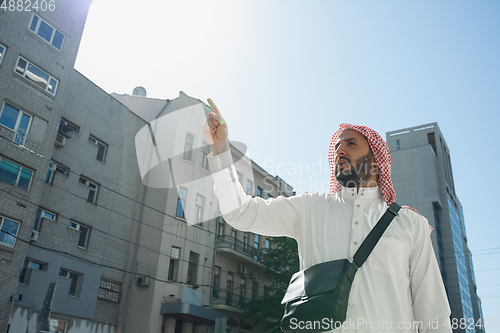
[212,289,252,310]
[217,235,259,261]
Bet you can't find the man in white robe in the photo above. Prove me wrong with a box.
[203,98,452,332]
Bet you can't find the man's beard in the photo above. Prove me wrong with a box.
[335,151,377,188]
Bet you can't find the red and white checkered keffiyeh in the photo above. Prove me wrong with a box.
[327,123,433,234]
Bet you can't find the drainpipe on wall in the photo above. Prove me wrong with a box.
[122,115,164,333]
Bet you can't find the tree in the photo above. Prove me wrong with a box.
[241,237,299,332]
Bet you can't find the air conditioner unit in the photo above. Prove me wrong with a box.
[30,230,39,242]
[238,264,247,275]
[55,133,66,147]
[250,271,257,279]
[136,276,150,287]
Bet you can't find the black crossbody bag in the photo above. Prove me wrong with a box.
[280,203,401,333]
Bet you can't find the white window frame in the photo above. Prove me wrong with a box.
[88,135,108,162]
[0,156,34,191]
[187,251,199,285]
[79,176,99,204]
[0,42,6,64]
[176,187,187,218]
[0,102,32,146]
[168,246,181,282]
[68,220,90,249]
[201,142,210,169]
[59,268,83,297]
[195,194,204,224]
[246,180,253,195]
[15,56,59,95]
[19,258,48,285]
[183,133,194,161]
[29,13,65,50]
[45,161,69,185]
[33,208,57,232]
[0,215,21,246]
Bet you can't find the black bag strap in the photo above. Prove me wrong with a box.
[352,202,401,268]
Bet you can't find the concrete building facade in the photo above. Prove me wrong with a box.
[386,123,484,333]
[112,90,295,333]
[1,2,149,332]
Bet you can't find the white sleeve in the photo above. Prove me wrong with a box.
[208,150,301,238]
[409,213,452,333]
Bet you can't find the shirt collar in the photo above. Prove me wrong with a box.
[341,186,382,200]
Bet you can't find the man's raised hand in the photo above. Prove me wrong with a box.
[203,98,229,155]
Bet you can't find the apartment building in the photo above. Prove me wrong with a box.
[387,123,484,333]
[112,90,295,333]
[0,2,148,332]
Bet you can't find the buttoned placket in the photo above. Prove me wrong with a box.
[350,189,365,260]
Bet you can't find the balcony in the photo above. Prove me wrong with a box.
[216,235,259,262]
[212,289,252,312]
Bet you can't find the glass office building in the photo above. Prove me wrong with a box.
[387,123,484,333]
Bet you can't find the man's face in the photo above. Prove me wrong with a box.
[334,129,378,188]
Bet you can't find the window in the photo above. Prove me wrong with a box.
[168,246,180,281]
[226,272,234,306]
[267,194,273,199]
[195,194,204,223]
[0,103,32,145]
[183,134,194,160]
[29,14,65,50]
[201,142,210,169]
[68,221,90,249]
[239,277,247,303]
[0,156,34,190]
[89,135,108,162]
[33,208,57,232]
[217,217,225,239]
[254,234,260,260]
[243,232,249,252]
[231,228,237,249]
[0,216,20,246]
[252,281,259,301]
[396,139,400,150]
[246,180,253,195]
[236,171,243,185]
[257,187,262,197]
[265,238,270,249]
[19,258,47,285]
[60,118,80,134]
[59,268,83,297]
[79,176,99,204]
[213,266,221,297]
[187,251,199,285]
[98,277,122,303]
[176,188,187,218]
[0,42,6,64]
[15,57,58,95]
[45,161,69,184]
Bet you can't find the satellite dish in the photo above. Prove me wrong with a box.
[132,86,147,97]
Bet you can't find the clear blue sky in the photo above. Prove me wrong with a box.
[75,0,500,326]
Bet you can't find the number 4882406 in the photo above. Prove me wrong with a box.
[445,318,498,330]
[0,0,56,11]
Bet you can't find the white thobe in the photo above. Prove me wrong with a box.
[208,150,452,332]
